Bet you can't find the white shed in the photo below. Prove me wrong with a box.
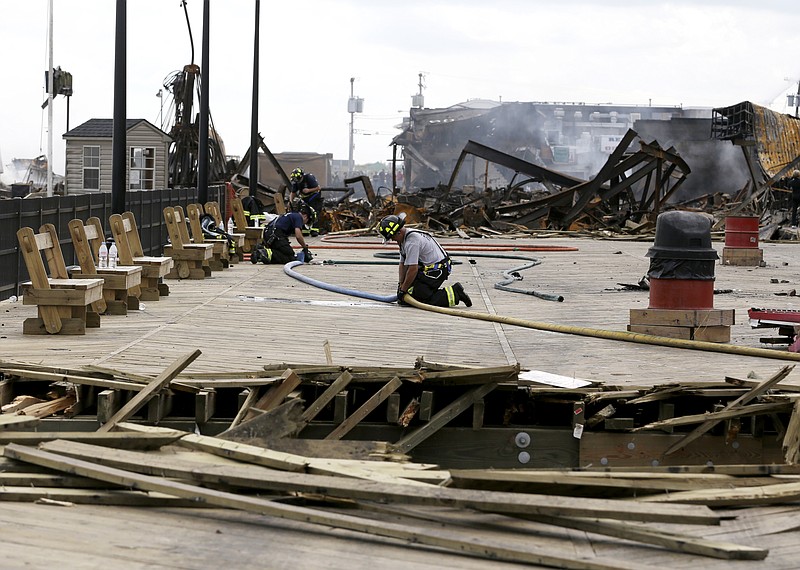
[63,119,172,194]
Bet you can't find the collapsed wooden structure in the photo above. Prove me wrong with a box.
[3,351,800,567]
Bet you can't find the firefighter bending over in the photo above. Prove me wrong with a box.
[378,213,472,308]
[252,203,313,264]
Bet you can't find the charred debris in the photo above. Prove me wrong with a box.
[231,101,800,242]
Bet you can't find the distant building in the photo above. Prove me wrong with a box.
[248,151,332,189]
[63,119,171,194]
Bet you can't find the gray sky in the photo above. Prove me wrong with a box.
[1,0,799,181]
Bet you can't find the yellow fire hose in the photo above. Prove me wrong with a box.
[401,294,800,363]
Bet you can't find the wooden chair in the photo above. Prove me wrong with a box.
[162,206,213,279]
[230,196,264,253]
[204,201,245,263]
[68,217,143,315]
[16,223,104,335]
[109,211,174,301]
[186,203,230,271]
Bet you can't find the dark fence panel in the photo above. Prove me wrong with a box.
[0,185,226,301]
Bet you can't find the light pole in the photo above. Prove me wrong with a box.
[347,77,363,176]
[156,89,163,130]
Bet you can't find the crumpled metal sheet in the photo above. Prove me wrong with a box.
[712,101,800,180]
[752,104,800,179]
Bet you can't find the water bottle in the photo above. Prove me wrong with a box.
[227,217,234,234]
[98,241,109,269]
[108,241,118,268]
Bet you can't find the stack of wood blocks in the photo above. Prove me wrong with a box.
[628,308,735,342]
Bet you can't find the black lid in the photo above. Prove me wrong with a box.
[646,211,719,260]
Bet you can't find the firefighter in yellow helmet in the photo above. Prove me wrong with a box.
[378,213,472,308]
[288,167,322,236]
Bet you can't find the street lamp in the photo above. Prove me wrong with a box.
[156,88,164,130]
[347,77,363,176]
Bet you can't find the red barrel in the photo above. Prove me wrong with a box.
[724,216,759,248]
[648,278,715,310]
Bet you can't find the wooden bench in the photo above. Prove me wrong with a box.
[109,212,173,301]
[163,206,214,279]
[68,217,143,315]
[16,224,104,335]
[186,203,231,271]
[204,200,245,263]
[230,196,264,254]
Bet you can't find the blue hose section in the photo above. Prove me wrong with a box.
[283,261,398,303]
[374,251,564,302]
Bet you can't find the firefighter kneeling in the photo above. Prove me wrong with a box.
[251,204,314,264]
[378,213,472,308]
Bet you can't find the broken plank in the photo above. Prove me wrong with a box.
[228,387,259,430]
[243,369,301,422]
[96,349,201,433]
[0,486,207,507]
[325,377,403,440]
[634,401,793,431]
[18,394,76,418]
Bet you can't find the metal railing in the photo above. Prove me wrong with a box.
[0,185,226,301]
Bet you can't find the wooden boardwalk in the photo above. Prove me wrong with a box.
[3,233,800,569]
[3,234,800,384]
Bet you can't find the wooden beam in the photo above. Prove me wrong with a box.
[325,377,403,440]
[517,514,766,561]
[783,398,800,464]
[0,432,181,449]
[195,389,217,424]
[96,349,201,433]
[97,389,120,424]
[419,390,434,421]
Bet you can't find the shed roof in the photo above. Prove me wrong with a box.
[63,118,170,139]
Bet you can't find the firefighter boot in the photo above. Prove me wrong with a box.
[453,282,472,307]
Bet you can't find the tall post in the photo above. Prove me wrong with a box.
[249,0,260,197]
[197,0,210,204]
[111,0,127,215]
[348,77,354,177]
[46,0,53,197]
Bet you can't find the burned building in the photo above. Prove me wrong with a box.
[393,100,748,204]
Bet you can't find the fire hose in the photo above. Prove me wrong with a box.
[284,261,800,362]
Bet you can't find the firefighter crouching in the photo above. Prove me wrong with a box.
[378,213,472,308]
[252,203,314,264]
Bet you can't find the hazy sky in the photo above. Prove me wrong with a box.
[1,0,799,180]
